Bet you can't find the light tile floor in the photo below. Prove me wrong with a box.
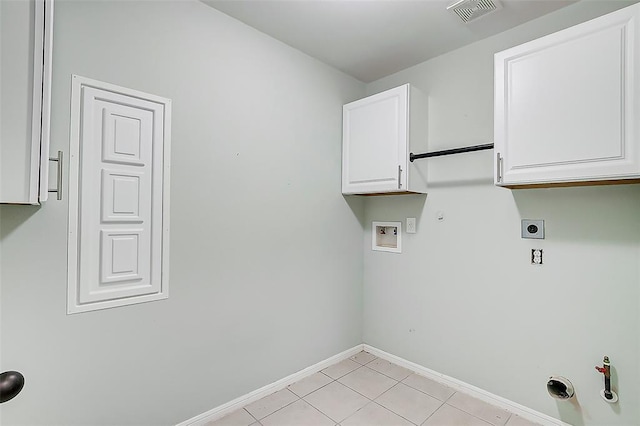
[206,351,541,426]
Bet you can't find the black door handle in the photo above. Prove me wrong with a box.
[0,371,25,403]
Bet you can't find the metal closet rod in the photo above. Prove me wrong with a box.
[409,143,494,162]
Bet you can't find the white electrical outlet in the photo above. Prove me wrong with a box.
[531,249,543,265]
[407,218,416,233]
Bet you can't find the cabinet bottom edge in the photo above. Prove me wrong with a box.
[500,178,640,189]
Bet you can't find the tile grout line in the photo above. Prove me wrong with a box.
[325,360,365,380]
[440,400,499,426]
[369,399,425,426]
[335,399,375,425]
[371,381,448,426]
[363,360,415,382]
[364,358,416,383]
[305,398,340,425]
[343,353,502,426]
[301,383,353,424]
[302,388,344,425]
[320,371,334,380]
[335,373,400,403]
[307,360,394,425]
[442,391,456,404]
[446,391,512,426]
[347,361,412,385]
[250,389,301,424]
[419,402,443,426]
[289,372,336,399]
[321,357,454,425]
[419,398,448,426]
[296,374,346,424]
[505,412,514,425]
[399,375,456,403]
[352,354,376,363]
[419,401,492,426]
[243,407,260,424]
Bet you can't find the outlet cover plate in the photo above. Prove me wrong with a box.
[406,218,416,234]
[522,219,544,239]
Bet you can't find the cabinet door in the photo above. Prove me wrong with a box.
[0,0,53,204]
[495,4,640,186]
[342,85,408,194]
[67,76,171,314]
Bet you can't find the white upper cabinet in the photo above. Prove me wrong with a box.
[0,0,54,204]
[494,3,640,188]
[342,84,428,195]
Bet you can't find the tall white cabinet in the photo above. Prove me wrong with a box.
[342,84,428,195]
[494,3,640,188]
[0,0,54,204]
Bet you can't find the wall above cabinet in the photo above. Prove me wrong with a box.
[494,3,640,189]
[342,84,428,195]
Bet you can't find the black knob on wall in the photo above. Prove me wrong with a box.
[0,371,25,403]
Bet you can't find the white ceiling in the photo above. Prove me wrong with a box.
[202,0,579,82]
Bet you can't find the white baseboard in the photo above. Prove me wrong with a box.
[177,345,364,426]
[363,344,570,426]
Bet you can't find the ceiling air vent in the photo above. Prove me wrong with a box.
[447,0,502,23]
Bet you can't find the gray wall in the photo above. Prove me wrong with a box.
[362,2,640,425]
[3,1,640,425]
[0,1,365,424]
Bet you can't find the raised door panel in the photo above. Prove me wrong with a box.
[495,4,640,186]
[342,85,408,194]
[100,229,145,285]
[68,76,171,314]
[101,169,144,222]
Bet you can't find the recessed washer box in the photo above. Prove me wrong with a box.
[372,221,402,253]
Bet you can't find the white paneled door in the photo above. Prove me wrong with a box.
[342,85,408,194]
[0,0,54,204]
[494,3,640,187]
[341,84,428,195]
[68,75,171,314]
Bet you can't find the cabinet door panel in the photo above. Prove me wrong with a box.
[342,86,407,194]
[495,4,640,186]
[1,0,38,203]
[78,89,157,304]
[0,0,52,204]
[347,98,399,183]
[507,29,623,166]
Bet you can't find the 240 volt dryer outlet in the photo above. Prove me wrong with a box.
[522,219,544,239]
